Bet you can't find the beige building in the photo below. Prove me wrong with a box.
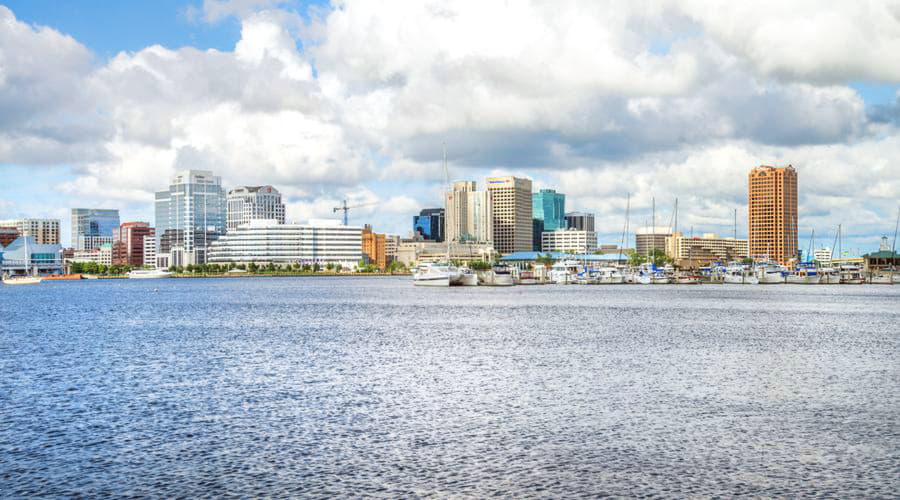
[395,240,496,266]
[635,226,671,256]
[541,229,598,253]
[445,181,493,244]
[0,218,60,245]
[486,176,532,254]
[748,165,798,265]
[665,232,748,268]
[384,235,400,264]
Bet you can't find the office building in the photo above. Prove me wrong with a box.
[143,237,157,269]
[565,212,595,232]
[635,226,671,256]
[226,185,285,232]
[413,208,445,242]
[0,227,18,247]
[0,236,63,275]
[748,165,798,265]
[69,243,113,267]
[385,235,400,265]
[0,219,60,245]
[486,176,533,253]
[155,170,226,264]
[541,228,598,253]
[112,222,154,267]
[533,189,566,231]
[445,181,494,244]
[664,232,748,268]
[532,219,544,251]
[71,208,120,250]
[813,247,832,267]
[362,225,387,270]
[207,219,362,268]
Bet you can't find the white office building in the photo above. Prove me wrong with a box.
[814,247,833,266]
[207,219,362,267]
[143,237,157,268]
[541,228,598,253]
[226,185,286,232]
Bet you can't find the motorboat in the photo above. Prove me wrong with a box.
[515,269,538,285]
[755,261,785,284]
[412,262,462,287]
[595,267,625,284]
[786,265,820,284]
[870,274,893,284]
[550,260,578,284]
[724,264,758,284]
[128,269,173,279]
[818,267,841,284]
[674,272,702,284]
[838,264,865,284]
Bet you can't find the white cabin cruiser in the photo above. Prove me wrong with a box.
[128,269,173,279]
[412,262,462,287]
[724,264,759,284]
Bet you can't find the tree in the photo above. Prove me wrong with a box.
[626,249,646,267]
[650,249,672,268]
[247,262,258,273]
[325,262,335,271]
[535,253,555,268]
[334,264,343,273]
[468,260,492,271]
[301,263,311,272]
[312,263,321,272]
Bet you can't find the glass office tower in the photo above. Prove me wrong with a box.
[71,208,120,250]
[532,189,566,231]
[155,170,226,264]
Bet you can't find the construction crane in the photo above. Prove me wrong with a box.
[333,200,377,226]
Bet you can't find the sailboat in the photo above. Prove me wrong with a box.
[413,144,463,287]
[3,236,42,285]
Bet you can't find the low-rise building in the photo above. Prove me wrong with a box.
[143,237,157,268]
[813,247,833,266]
[112,222,154,267]
[0,226,19,247]
[664,232,749,268]
[70,243,113,267]
[207,219,362,268]
[0,236,63,275]
[385,235,400,264]
[541,228,598,253]
[395,241,496,267]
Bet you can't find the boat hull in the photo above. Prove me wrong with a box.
[458,272,478,286]
[2,276,42,285]
[413,276,451,287]
[786,275,820,284]
[128,271,173,279]
[758,274,784,284]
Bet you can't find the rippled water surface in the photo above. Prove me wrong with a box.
[2,277,899,497]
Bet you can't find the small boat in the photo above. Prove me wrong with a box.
[42,273,84,281]
[870,274,893,284]
[412,262,461,287]
[2,275,42,285]
[550,260,578,284]
[818,267,841,284]
[674,273,702,284]
[128,269,173,279]
[457,268,478,286]
[515,269,538,285]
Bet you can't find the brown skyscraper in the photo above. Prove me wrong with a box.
[748,165,798,265]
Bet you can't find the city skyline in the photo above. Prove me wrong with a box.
[2,1,900,252]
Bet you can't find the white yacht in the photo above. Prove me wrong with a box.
[818,267,842,284]
[838,264,865,284]
[785,265,820,284]
[724,264,759,284]
[2,274,42,285]
[595,267,625,284]
[550,260,578,284]
[674,272,702,284]
[755,261,785,284]
[457,268,478,286]
[870,274,893,284]
[412,262,462,287]
[128,269,173,279]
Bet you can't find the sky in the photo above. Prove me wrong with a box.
[1,0,899,254]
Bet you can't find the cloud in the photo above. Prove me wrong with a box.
[0,1,899,244]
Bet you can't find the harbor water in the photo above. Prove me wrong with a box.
[1,277,898,497]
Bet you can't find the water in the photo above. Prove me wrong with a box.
[1,277,898,497]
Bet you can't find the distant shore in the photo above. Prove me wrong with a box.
[80,272,413,280]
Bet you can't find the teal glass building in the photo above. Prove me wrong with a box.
[532,189,566,231]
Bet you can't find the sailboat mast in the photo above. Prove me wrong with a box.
[619,193,630,263]
[651,197,655,255]
[674,198,678,235]
[443,143,450,262]
[892,207,899,261]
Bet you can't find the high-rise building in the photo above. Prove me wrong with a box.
[71,208,120,250]
[565,212,595,232]
[532,218,544,251]
[541,228,597,253]
[486,176,532,253]
[155,170,226,264]
[664,232,748,268]
[446,181,494,244]
[0,219,60,245]
[226,185,285,232]
[143,237,157,269]
[362,224,387,270]
[533,189,566,231]
[813,247,832,267]
[635,226,671,256]
[384,235,400,265]
[112,222,155,267]
[748,165,798,265]
[413,208,445,242]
